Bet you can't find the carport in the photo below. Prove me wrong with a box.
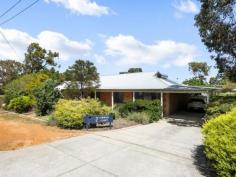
[162,86,210,116]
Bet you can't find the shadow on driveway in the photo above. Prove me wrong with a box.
[166,112,205,127]
[166,112,217,176]
[192,145,216,177]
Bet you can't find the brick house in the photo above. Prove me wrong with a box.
[95,72,211,116]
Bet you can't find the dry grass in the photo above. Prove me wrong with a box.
[0,110,138,151]
[0,111,81,151]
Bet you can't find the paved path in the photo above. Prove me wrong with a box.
[0,113,208,177]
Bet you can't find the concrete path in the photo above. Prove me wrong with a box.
[0,113,208,177]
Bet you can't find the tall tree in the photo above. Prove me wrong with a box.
[0,60,25,87]
[128,68,143,73]
[195,0,236,82]
[64,60,100,97]
[24,43,59,73]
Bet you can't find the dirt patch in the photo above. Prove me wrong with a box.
[0,112,81,151]
[0,111,138,150]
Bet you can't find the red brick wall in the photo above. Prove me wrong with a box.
[99,92,112,106]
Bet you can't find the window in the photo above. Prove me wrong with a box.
[114,92,124,103]
[135,92,160,100]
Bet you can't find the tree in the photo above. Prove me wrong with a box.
[0,60,25,88]
[183,62,210,86]
[24,43,59,73]
[183,78,208,86]
[188,62,210,80]
[195,0,236,82]
[33,79,61,116]
[4,73,49,104]
[209,77,224,87]
[128,68,143,73]
[64,60,100,97]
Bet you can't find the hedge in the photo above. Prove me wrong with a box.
[206,94,236,119]
[53,99,111,129]
[118,99,162,122]
[202,108,236,177]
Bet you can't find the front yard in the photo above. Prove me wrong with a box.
[0,110,138,151]
[0,111,81,151]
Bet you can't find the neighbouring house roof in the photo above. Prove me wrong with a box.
[97,72,214,92]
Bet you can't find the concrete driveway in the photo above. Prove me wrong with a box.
[0,113,208,177]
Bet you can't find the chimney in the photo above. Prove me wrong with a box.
[155,72,168,79]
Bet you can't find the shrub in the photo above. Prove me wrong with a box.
[8,96,35,113]
[53,98,111,129]
[0,95,4,108]
[202,108,236,177]
[206,94,236,119]
[127,112,150,124]
[4,72,49,105]
[118,99,162,122]
[33,79,61,116]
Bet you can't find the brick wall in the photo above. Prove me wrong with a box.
[99,92,112,106]
[98,92,133,107]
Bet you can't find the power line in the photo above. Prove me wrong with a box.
[0,29,19,58]
[0,0,40,60]
[0,0,40,26]
[0,0,22,19]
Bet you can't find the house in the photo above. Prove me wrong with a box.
[95,72,212,116]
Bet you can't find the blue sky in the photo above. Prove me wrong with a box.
[0,0,217,82]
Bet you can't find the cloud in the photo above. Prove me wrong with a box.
[0,28,93,61]
[104,34,198,67]
[45,0,110,16]
[173,0,199,18]
[94,54,106,64]
[38,31,93,60]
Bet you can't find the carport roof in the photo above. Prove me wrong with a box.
[97,72,213,92]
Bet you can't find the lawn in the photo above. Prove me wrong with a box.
[0,111,81,151]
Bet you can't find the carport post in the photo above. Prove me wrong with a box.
[132,92,135,102]
[111,91,114,110]
[94,90,97,99]
[161,92,163,117]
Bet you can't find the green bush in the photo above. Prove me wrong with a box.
[118,99,162,122]
[0,95,4,108]
[53,98,111,129]
[202,108,236,177]
[61,89,80,99]
[206,94,236,119]
[8,96,35,113]
[127,112,150,124]
[4,72,49,105]
[33,79,61,116]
